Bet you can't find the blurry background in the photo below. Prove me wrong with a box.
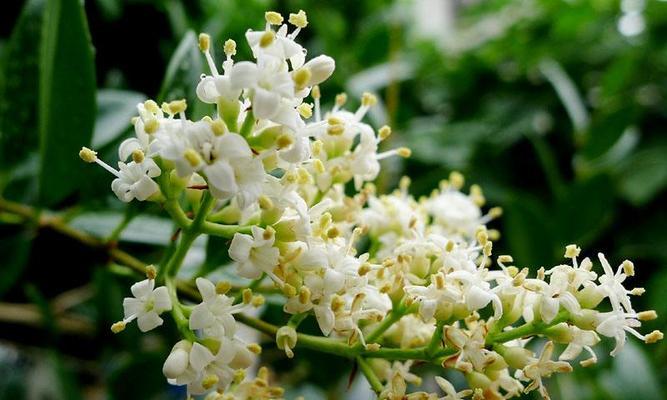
[1,0,666,399]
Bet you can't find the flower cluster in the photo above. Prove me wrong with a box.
[80,10,661,400]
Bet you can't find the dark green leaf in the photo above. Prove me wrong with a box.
[503,195,557,267]
[93,89,146,148]
[0,0,45,170]
[69,212,174,245]
[555,174,615,249]
[0,227,33,298]
[200,234,231,276]
[614,145,667,206]
[158,31,211,120]
[600,341,662,400]
[38,0,96,205]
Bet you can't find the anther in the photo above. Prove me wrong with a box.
[198,33,211,52]
[297,103,313,118]
[145,265,157,280]
[265,11,283,25]
[289,10,308,28]
[259,30,275,48]
[79,147,97,163]
[224,39,237,56]
[131,149,145,163]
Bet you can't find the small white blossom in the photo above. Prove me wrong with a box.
[122,279,171,332]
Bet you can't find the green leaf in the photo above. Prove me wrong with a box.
[554,174,615,249]
[38,0,96,206]
[614,145,667,206]
[69,212,174,245]
[200,234,232,276]
[92,89,146,148]
[503,195,557,267]
[0,227,33,298]
[158,30,211,120]
[0,0,45,170]
[600,341,663,400]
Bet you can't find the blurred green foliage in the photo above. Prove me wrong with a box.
[0,0,666,399]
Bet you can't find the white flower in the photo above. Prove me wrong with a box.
[163,341,215,386]
[433,376,473,400]
[230,58,296,122]
[122,279,172,332]
[594,309,645,356]
[245,24,305,66]
[426,190,481,237]
[189,278,247,338]
[443,325,492,373]
[558,326,599,365]
[517,341,572,399]
[405,277,459,322]
[111,159,161,202]
[202,133,266,207]
[448,269,503,319]
[229,227,280,280]
[523,275,581,324]
[597,253,635,313]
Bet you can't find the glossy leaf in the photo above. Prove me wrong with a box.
[157,31,210,120]
[92,89,146,148]
[0,0,44,169]
[38,0,96,205]
[614,145,667,206]
[0,227,33,298]
[69,212,174,245]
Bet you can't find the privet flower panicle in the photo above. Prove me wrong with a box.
[80,9,662,399]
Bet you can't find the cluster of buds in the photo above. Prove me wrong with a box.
[80,10,661,400]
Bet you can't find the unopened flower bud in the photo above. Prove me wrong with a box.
[302,55,335,86]
[163,341,191,379]
[276,326,298,358]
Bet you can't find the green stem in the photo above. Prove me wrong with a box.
[366,301,407,343]
[288,313,308,329]
[164,198,251,238]
[239,109,255,138]
[357,357,383,394]
[427,320,446,356]
[486,312,569,345]
[107,209,134,243]
[166,278,196,341]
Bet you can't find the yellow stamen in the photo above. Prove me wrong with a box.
[265,11,283,25]
[259,30,275,48]
[198,33,210,52]
[183,149,201,167]
[297,103,313,118]
[361,92,377,107]
[111,321,126,333]
[378,125,391,140]
[79,147,97,163]
[224,39,237,56]
[216,281,231,294]
[397,147,411,158]
[144,118,159,134]
[131,149,145,163]
[289,10,308,28]
[145,265,157,279]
